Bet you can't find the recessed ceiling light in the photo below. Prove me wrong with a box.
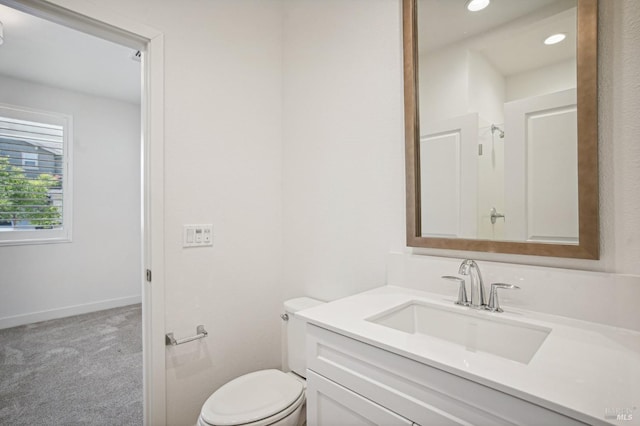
[466,0,490,12]
[544,33,566,45]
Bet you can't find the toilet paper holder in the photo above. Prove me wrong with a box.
[165,325,208,346]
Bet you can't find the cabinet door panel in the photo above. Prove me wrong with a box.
[307,370,413,426]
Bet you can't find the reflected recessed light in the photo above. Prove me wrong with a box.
[0,21,4,46]
[544,33,566,45]
[466,0,490,12]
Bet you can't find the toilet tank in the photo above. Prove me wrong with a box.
[282,297,324,378]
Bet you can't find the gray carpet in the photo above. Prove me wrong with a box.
[0,304,142,425]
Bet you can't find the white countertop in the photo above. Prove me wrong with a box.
[298,285,640,425]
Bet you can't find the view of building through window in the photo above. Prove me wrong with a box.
[0,111,67,234]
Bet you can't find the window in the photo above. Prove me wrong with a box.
[21,152,39,169]
[0,104,72,245]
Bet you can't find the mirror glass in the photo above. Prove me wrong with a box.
[405,0,598,258]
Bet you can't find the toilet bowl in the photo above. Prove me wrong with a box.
[197,370,306,426]
[198,298,323,426]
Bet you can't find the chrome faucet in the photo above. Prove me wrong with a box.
[458,259,487,308]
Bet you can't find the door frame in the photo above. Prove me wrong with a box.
[0,0,166,424]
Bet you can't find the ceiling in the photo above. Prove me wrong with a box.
[418,0,577,77]
[0,4,141,104]
[0,1,575,103]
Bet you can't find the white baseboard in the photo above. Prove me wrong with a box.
[0,295,142,330]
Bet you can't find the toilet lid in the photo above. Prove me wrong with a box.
[201,369,304,426]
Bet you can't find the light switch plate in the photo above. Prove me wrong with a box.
[183,224,213,247]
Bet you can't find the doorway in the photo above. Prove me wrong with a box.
[0,1,165,424]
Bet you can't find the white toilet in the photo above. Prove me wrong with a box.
[197,297,324,426]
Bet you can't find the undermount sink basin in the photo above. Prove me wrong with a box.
[366,301,551,364]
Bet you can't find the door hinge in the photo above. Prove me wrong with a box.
[146,269,152,282]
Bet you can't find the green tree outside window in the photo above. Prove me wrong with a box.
[0,156,62,229]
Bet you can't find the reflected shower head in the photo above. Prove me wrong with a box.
[491,124,504,139]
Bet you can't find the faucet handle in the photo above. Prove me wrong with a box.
[487,283,520,313]
[442,275,469,306]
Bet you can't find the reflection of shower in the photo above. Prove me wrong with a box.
[491,124,505,139]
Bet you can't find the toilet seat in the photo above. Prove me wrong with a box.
[199,369,305,426]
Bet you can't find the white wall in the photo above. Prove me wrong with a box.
[282,0,406,302]
[468,51,506,125]
[506,59,576,102]
[0,74,141,328]
[419,47,469,126]
[598,0,640,275]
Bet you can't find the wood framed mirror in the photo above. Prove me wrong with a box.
[403,0,599,259]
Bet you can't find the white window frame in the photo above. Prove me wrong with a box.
[21,152,39,168]
[0,103,73,245]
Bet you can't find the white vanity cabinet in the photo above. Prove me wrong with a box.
[305,324,587,426]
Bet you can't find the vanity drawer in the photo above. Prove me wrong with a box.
[307,370,413,426]
[306,324,587,426]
